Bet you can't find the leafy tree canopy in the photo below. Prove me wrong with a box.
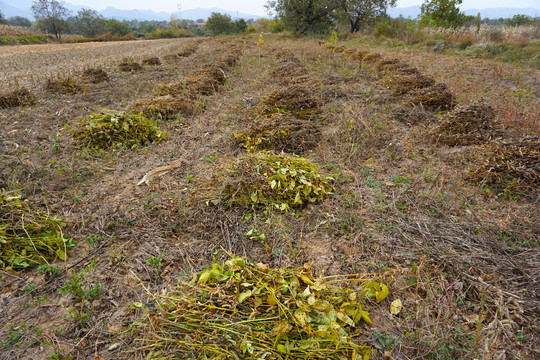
[419,0,465,28]
[31,0,71,39]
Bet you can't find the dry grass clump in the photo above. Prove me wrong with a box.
[131,257,375,359]
[196,65,227,84]
[81,68,109,83]
[382,73,435,95]
[261,84,320,119]
[118,59,143,72]
[217,51,241,68]
[404,83,453,111]
[72,110,165,149]
[376,59,402,72]
[269,61,308,80]
[216,153,332,211]
[430,103,500,146]
[362,53,382,64]
[349,50,369,61]
[184,74,222,96]
[0,191,75,270]
[45,77,84,94]
[0,88,35,108]
[177,41,201,57]
[142,56,161,65]
[233,115,321,154]
[391,103,436,124]
[468,135,540,191]
[129,94,196,120]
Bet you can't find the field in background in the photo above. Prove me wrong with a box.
[0,35,538,359]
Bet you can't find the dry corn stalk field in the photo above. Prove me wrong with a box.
[0,35,538,359]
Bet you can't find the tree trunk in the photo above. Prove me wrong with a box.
[350,17,360,33]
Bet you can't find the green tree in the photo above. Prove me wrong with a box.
[74,8,104,37]
[7,16,33,27]
[31,0,71,39]
[206,12,234,35]
[234,18,248,33]
[419,0,465,28]
[266,0,335,35]
[505,14,534,27]
[103,19,131,36]
[0,10,8,24]
[335,0,397,33]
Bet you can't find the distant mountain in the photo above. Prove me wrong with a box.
[387,5,540,19]
[0,1,33,18]
[99,7,173,21]
[1,1,537,22]
[387,5,422,19]
[0,2,261,22]
[181,8,262,21]
[463,8,540,18]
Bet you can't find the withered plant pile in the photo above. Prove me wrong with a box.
[361,53,381,64]
[45,77,84,94]
[0,191,75,270]
[81,68,109,84]
[132,257,381,359]
[0,88,35,108]
[177,40,202,57]
[261,84,320,119]
[468,135,540,190]
[268,61,310,85]
[157,47,241,98]
[430,103,501,146]
[142,56,161,65]
[401,83,452,111]
[72,110,166,149]
[233,114,321,154]
[382,73,435,95]
[391,103,436,124]
[214,153,332,212]
[129,94,196,120]
[118,59,142,72]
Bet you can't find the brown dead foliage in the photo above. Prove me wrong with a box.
[391,103,436,124]
[430,103,501,146]
[129,94,196,119]
[184,74,222,96]
[376,59,401,72]
[233,115,321,154]
[468,135,540,190]
[196,65,227,85]
[177,42,200,57]
[348,50,369,61]
[217,51,241,68]
[118,59,143,72]
[382,73,435,95]
[0,88,35,108]
[404,83,453,111]
[362,53,382,64]
[143,57,161,65]
[261,84,320,119]
[269,61,308,80]
[45,77,84,94]
[81,68,109,84]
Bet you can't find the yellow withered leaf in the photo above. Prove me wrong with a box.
[390,299,402,315]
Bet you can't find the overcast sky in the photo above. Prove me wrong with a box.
[64,0,539,16]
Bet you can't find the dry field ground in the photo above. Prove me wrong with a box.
[0,35,538,359]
